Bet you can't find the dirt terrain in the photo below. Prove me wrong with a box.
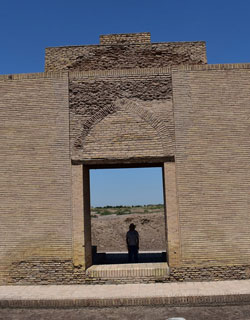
[91,205,166,252]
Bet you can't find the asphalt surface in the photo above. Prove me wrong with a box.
[1,279,250,319]
[1,305,250,320]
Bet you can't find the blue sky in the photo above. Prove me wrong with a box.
[90,168,163,207]
[1,0,249,206]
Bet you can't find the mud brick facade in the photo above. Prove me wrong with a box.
[45,37,206,72]
[1,33,250,284]
[173,64,250,266]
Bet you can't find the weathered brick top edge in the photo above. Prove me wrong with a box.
[0,72,68,81]
[172,63,250,71]
[45,40,206,50]
[100,32,151,36]
[99,32,151,38]
[68,67,172,79]
[99,32,151,44]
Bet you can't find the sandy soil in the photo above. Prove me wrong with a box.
[91,212,166,252]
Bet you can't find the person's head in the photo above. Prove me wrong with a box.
[129,223,136,231]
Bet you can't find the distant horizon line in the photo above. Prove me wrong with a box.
[91,203,164,208]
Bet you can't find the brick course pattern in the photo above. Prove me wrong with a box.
[45,35,206,163]
[2,33,250,285]
[45,41,207,72]
[8,260,250,285]
[0,73,72,284]
[172,64,250,266]
[69,70,175,161]
[99,32,151,45]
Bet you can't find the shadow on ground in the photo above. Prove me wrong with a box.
[93,251,167,264]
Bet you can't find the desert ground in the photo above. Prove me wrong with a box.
[91,204,166,252]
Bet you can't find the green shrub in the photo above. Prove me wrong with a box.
[99,209,113,216]
[91,204,164,216]
[115,208,131,215]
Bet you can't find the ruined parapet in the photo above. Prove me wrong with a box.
[45,34,207,72]
[99,32,151,45]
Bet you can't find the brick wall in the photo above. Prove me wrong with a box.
[6,35,250,283]
[99,32,151,45]
[0,73,72,284]
[45,41,207,72]
[69,69,175,161]
[172,64,250,266]
[46,36,207,164]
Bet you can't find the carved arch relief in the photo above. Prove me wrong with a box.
[75,99,175,160]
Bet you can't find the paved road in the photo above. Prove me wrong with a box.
[1,305,250,320]
[1,280,250,319]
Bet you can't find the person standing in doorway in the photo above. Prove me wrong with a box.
[126,223,139,263]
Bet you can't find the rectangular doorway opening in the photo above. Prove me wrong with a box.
[72,161,179,279]
[89,166,168,266]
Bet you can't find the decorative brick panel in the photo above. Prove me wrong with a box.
[69,70,175,161]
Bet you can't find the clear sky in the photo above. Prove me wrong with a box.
[1,0,249,206]
[90,168,164,207]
